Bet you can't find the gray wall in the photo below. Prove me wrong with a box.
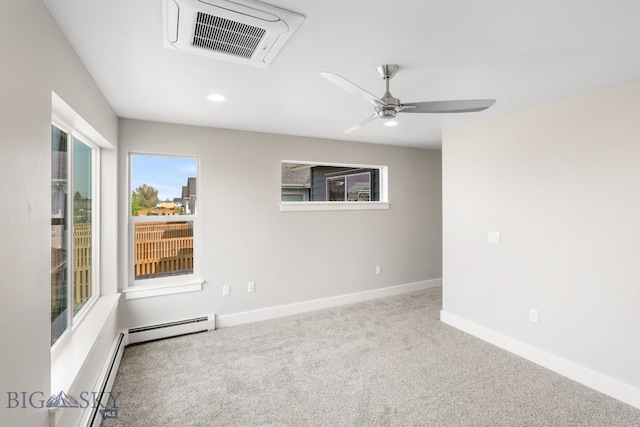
[442,82,640,396]
[118,119,442,328]
[0,1,118,426]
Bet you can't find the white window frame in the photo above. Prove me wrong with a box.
[50,121,101,353]
[326,171,371,202]
[50,92,122,398]
[280,160,389,212]
[124,153,203,300]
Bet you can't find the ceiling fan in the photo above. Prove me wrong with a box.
[320,64,496,133]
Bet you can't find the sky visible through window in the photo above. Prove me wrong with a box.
[131,155,197,201]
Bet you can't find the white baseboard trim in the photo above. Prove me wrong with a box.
[440,310,640,410]
[217,278,442,329]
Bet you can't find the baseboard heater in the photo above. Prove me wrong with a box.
[128,315,216,344]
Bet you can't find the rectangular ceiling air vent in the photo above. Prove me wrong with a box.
[163,0,304,68]
[193,12,266,59]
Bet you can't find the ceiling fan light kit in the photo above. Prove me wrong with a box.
[321,64,496,133]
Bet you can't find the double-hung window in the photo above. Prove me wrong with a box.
[51,124,99,347]
[127,154,200,297]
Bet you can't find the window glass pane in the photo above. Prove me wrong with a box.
[73,137,92,315]
[134,221,194,280]
[281,163,311,201]
[131,155,197,281]
[327,177,346,201]
[131,155,197,216]
[346,173,370,201]
[281,193,304,202]
[281,162,381,202]
[51,125,68,346]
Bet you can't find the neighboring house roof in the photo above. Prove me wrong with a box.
[281,163,310,188]
[182,177,197,198]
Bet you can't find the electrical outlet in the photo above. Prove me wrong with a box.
[488,231,501,244]
[529,308,539,323]
[375,266,381,275]
[248,282,255,293]
[222,285,230,297]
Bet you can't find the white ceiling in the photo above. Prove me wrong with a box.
[42,0,640,149]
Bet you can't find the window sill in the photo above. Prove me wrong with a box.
[280,201,390,212]
[123,279,204,300]
[51,294,120,394]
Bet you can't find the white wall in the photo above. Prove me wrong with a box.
[442,81,640,407]
[0,1,118,425]
[118,119,442,328]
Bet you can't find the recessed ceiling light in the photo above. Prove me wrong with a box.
[207,93,226,102]
[383,120,398,127]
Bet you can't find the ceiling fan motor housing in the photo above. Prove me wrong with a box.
[377,109,397,119]
[376,94,401,119]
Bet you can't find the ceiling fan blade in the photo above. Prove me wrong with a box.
[400,99,496,114]
[345,113,378,134]
[321,72,385,107]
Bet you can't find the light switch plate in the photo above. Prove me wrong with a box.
[488,231,501,244]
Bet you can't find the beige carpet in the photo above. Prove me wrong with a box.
[103,288,640,426]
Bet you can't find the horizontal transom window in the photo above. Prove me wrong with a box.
[280,161,389,212]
